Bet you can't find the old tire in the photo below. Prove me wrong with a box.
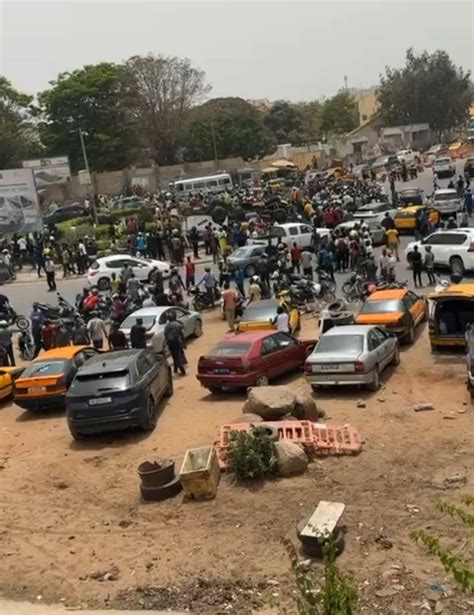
[256,375,269,387]
[366,368,380,391]
[405,325,415,344]
[140,396,157,432]
[97,277,110,291]
[390,345,400,366]
[250,424,279,441]
[138,460,175,488]
[140,476,182,501]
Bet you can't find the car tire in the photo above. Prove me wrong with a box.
[449,257,464,277]
[405,325,415,344]
[97,277,110,291]
[207,386,222,394]
[164,370,173,397]
[256,375,269,387]
[431,344,438,352]
[244,264,256,278]
[193,319,203,337]
[390,345,400,366]
[140,396,157,432]
[367,367,380,391]
[69,426,86,441]
[140,476,182,502]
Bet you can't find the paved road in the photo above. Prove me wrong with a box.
[4,161,468,318]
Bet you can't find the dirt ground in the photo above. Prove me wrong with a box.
[0,311,472,614]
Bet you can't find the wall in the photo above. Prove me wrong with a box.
[357,92,379,125]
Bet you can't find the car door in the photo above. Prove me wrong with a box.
[174,307,192,338]
[371,327,393,369]
[259,336,281,381]
[299,224,314,249]
[135,352,158,399]
[421,233,444,264]
[127,258,149,281]
[272,332,303,372]
[367,329,386,371]
[404,291,425,326]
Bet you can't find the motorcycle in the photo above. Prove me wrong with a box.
[189,285,222,311]
[36,293,77,321]
[18,329,35,361]
[0,306,30,331]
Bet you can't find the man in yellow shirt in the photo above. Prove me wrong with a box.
[385,228,400,261]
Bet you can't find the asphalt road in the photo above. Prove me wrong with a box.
[4,160,468,319]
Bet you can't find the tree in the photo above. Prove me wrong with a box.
[264,100,306,145]
[124,54,210,165]
[320,91,358,136]
[378,48,471,137]
[0,76,41,169]
[38,63,132,172]
[185,97,269,161]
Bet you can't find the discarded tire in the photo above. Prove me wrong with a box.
[251,424,279,442]
[138,460,175,488]
[140,476,182,501]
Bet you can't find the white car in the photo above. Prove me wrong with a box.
[396,148,419,163]
[250,223,329,251]
[433,157,455,179]
[353,201,398,224]
[87,255,170,290]
[431,189,465,217]
[405,229,474,275]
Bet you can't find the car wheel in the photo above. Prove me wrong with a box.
[366,367,380,391]
[431,344,438,352]
[207,386,223,394]
[141,396,157,432]
[256,375,269,387]
[449,257,464,276]
[405,325,415,344]
[164,370,173,397]
[15,316,30,330]
[244,264,256,277]
[193,319,203,337]
[391,345,400,366]
[69,426,86,441]
[97,277,110,291]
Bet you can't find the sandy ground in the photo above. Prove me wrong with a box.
[0,310,473,614]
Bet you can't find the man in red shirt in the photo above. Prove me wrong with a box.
[290,243,302,274]
[84,289,100,311]
[184,256,196,290]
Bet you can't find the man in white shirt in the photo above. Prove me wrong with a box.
[17,236,27,269]
[272,306,290,333]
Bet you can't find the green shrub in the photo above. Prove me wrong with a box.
[62,223,95,244]
[226,427,277,480]
[145,222,158,232]
[94,224,111,239]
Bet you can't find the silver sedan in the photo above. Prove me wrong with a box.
[120,306,203,353]
[304,324,399,391]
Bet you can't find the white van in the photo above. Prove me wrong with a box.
[170,173,233,197]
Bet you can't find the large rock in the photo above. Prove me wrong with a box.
[274,441,308,477]
[293,392,325,421]
[239,413,264,423]
[243,386,296,420]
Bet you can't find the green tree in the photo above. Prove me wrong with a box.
[0,76,42,168]
[38,63,132,172]
[185,97,269,161]
[124,54,210,165]
[264,100,306,145]
[320,91,358,136]
[378,48,471,137]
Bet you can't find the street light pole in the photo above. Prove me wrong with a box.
[78,127,97,223]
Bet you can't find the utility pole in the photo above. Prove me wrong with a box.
[78,127,97,223]
[210,121,218,165]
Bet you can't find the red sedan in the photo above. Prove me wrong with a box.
[197,330,316,393]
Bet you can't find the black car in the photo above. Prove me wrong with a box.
[43,203,87,225]
[464,157,474,179]
[66,349,173,439]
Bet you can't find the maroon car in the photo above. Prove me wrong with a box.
[197,330,316,393]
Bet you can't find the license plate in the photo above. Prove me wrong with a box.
[314,364,341,372]
[89,397,112,406]
[29,386,46,393]
[214,368,230,374]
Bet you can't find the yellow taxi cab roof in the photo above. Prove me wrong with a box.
[366,289,408,301]
[429,283,474,299]
[34,345,89,361]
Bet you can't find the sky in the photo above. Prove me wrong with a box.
[0,0,472,101]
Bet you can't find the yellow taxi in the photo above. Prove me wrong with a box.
[14,346,98,411]
[428,283,474,350]
[394,205,440,232]
[237,299,300,334]
[356,288,426,343]
[0,366,24,401]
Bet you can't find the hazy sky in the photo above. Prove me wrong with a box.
[1,0,472,101]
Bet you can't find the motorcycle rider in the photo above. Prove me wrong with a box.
[83,288,101,312]
[0,293,11,321]
[197,267,217,307]
[30,303,45,357]
[0,321,15,366]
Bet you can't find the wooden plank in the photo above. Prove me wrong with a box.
[300,501,345,539]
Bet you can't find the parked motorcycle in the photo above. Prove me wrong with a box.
[0,306,29,331]
[189,285,222,311]
[18,329,35,361]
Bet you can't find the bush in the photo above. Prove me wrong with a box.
[62,223,94,244]
[226,427,277,480]
[145,222,158,232]
[94,224,111,239]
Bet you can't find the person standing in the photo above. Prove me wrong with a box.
[464,187,473,217]
[290,243,302,274]
[30,303,45,357]
[130,317,147,349]
[234,266,246,299]
[184,256,196,290]
[164,311,186,376]
[221,281,238,331]
[72,317,90,345]
[77,239,88,274]
[0,323,14,366]
[385,227,400,261]
[41,320,57,351]
[411,245,423,288]
[45,255,57,291]
[108,322,128,350]
[379,248,390,280]
[198,267,217,307]
[189,226,200,259]
[87,312,108,350]
[301,248,313,278]
[17,236,27,270]
[424,245,435,285]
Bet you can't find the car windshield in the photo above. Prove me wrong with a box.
[22,360,66,377]
[121,314,157,330]
[315,335,363,354]
[360,299,405,314]
[242,305,276,321]
[435,158,450,164]
[209,342,252,357]
[232,247,252,258]
[434,193,457,201]
[70,370,130,392]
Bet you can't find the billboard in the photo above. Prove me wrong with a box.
[0,168,42,233]
[23,156,70,186]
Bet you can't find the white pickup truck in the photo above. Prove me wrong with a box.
[250,223,330,251]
